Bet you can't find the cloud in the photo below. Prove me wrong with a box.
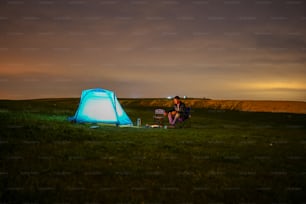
[0,0,305,100]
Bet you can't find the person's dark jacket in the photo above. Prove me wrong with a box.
[167,102,188,119]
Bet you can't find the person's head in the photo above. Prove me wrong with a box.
[173,96,180,105]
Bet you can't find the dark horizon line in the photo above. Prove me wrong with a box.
[1,97,305,103]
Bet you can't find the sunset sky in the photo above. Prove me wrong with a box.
[0,0,305,100]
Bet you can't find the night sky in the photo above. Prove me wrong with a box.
[0,0,305,100]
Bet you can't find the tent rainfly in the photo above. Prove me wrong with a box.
[68,88,133,126]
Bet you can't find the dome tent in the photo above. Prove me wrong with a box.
[68,88,132,126]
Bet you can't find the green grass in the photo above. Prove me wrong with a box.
[0,99,306,203]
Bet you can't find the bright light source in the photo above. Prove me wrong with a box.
[82,98,117,121]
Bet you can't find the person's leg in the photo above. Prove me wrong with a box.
[170,113,180,125]
[168,112,174,124]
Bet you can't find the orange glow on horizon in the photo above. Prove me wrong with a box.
[238,81,306,91]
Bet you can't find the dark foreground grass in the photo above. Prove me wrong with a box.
[0,99,306,203]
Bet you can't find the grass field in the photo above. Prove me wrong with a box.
[1,98,306,203]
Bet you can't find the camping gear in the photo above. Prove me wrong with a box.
[68,88,132,126]
[137,118,141,127]
[153,108,165,125]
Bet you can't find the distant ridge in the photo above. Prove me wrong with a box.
[120,99,306,114]
[1,98,305,114]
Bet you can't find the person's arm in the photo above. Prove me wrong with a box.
[165,106,175,115]
[167,107,175,113]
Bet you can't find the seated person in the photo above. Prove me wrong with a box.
[165,96,188,125]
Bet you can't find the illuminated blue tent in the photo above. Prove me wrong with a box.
[68,88,132,126]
